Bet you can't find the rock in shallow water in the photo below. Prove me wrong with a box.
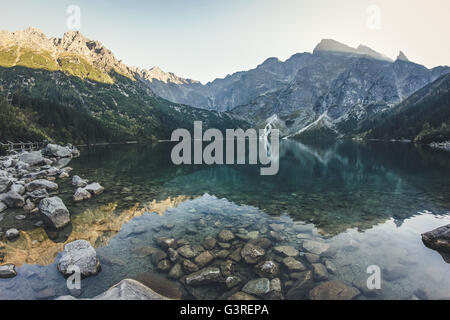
[73,188,91,202]
[185,267,222,286]
[72,175,88,188]
[57,240,101,277]
[25,179,58,192]
[39,196,70,229]
[242,278,271,297]
[5,228,19,240]
[309,280,360,300]
[241,243,265,264]
[302,240,331,255]
[93,279,169,300]
[85,183,105,195]
[421,224,450,253]
[0,191,25,208]
[0,264,17,278]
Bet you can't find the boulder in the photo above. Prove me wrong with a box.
[26,188,49,203]
[0,191,25,208]
[39,197,70,229]
[242,278,271,297]
[185,267,222,286]
[422,224,450,253]
[10,183,25,195]
[309,280,360,300]
[18,151,46,167]
[0,264,17,278]
[73,188,91,202]
[0,177,12,193]
[58,240,101,277]
[72,175,88,188]
[43,144,72,158]
[93,279,169,300]
[26,179,58,192]
[85,183,105,195]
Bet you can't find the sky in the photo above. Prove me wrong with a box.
[1,0,449,83]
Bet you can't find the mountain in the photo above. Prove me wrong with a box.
[143,39,449,138]
[358,73,450,143]
[0,28,246,144]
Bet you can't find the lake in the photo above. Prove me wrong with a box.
[0,140,449,300]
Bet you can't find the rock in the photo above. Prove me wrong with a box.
[27,188,49,203]
[132,246,158,258]
[229,248,242,262]
[156,237,177,249]
[249,237,272,249]
[228,292,258,300]
[73,188,91,202]
[57,240,101,277]
[0,264,17,278]
[168,248,179,262]
[10,184,25,195]
[168,263,184,279]
[226,276,241,288]
[214,250,230,259]
[0,191,25,208]
[305,253,321,264]
[286,271,314,299]
[85,183,105,195]
[202,236,216,250]
[274,245,299,257]
[352,278,382,297]
[39,197,70,229]
[218,230,235,242]
[43,144,72,158]
[23,199,36,212]
[35,288,56,299]
[5,228,19,240]
[302,240,331,255]
[309,281,360,300]
[15,214,26,221]
[185,267,222,286]
[269,223,285,232]
[151,249,168,265]
[0,201,7,213]
[383,265,407,281]
[26,179,58,192]
[269,231,285,241]
[241,243,265,264]
[282,257,306,271]
[15,161,29,171]
[0,177,12,193]
[247,231,260,240]
[270,278,282,292]
[242,278,271,297]
[255,260,279,278]
[194,251,214,268]
[18,151,46,167]
[177,245,196,259]
[58,172,69,179]
[324,260,337,274]
[218,242,231,249]
[182,259,199,273]
[312,263,329,280]
[72,175,88,188]
[54,296,77,300]
[157,260,172,272]
[93,279,169,300]
[34,221,44,227]
[422,224,450,253]
[220,260,234,277]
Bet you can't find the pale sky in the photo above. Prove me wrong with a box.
[1,0,449,83]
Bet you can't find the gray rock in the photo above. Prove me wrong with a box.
[57,240,101,277]
[93,279,169,300]
[182,259,199,273]
[302,240,331,255]
[220,260,234,277]
[286,271,314,299]
[151,249,168,265]
[226,276,241,288]
[43,144,72,158]
[177,245,196,259]
[156,237,177,249]
[312,263,329,280]
[282,257,307,271]
[18,151,46,167]
[324,260,337,274]
[26,179,58,192]
[168,263,183,279]
[73,188,91,202]
[274,245,299,257]
[85,183,105,195]
[72,175,88,188]
[0,264,17,278]
[26,188,48,203]
[0,201,7,213]
[305,253,320,264]
[0,177,12,193]
[10,183,25,195]
[194,251,214,268]
[185,267,222,286]
[156,260,172,272]
[39,197,70,229]
[255,260,279,278]
[242,278,271,297]
[0,191,25,208]
[218,230,235,242]
[202,236,216,250]
[422,224,450,253]
[5,228,19,240]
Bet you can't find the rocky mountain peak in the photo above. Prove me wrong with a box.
[139,66,199,85]
[314,39,391,61]
[397,50,409,62]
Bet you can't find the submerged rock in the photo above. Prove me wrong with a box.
[185,267,222,286]
[286,271,314,300]
[93,279,169,300]
[255,260,279,278]
[85,183,105,195]
[241,243,265,264]
[282,257,306,272]
[228,292,258,300]
[73,188,92,202]
[302,240,331,255]
[312,263,329,280]
[421,224,450,253]
[26,188,48,203]
[194,251,214,268]
[0,264,17,278]
[218,230,235,242]
[242,278,271,297]
[39,197,70,229]
[274,246,299,257]
[57,240,101,277]
[309,280,360,300]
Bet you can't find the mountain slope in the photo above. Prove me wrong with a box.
[0,28,247,143]
[143,40,449,138]
[358,73,450,143]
